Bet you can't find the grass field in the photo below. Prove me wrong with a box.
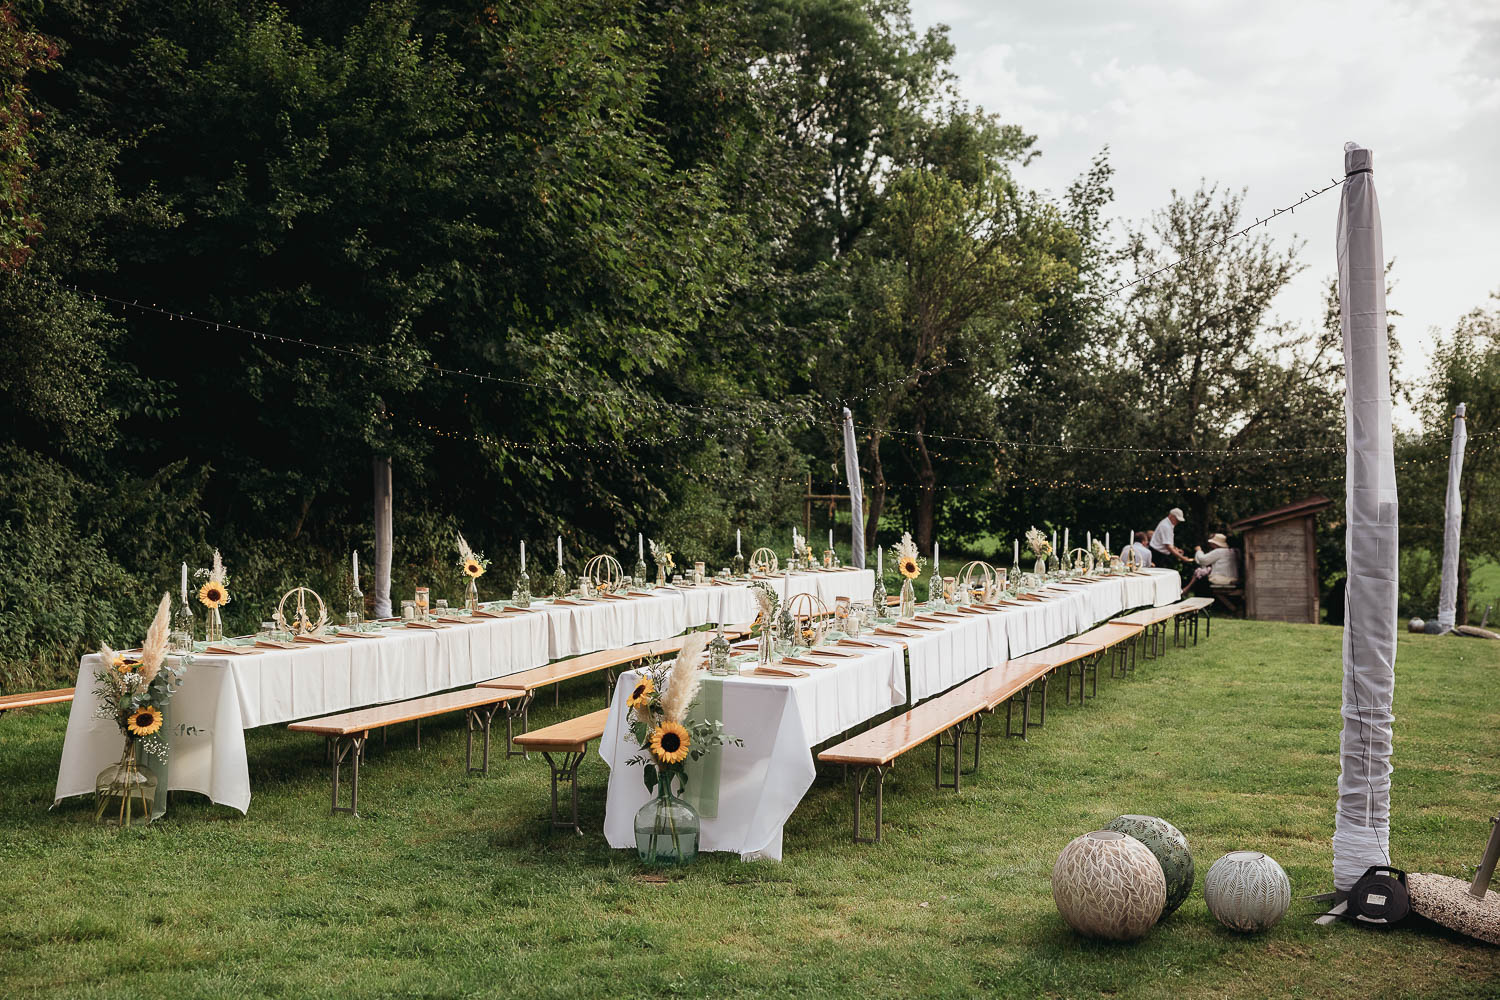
[2,621,1498,999]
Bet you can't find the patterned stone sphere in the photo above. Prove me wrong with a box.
[1203,851,1292,932]
[1052,830,1167,940]
[1106,814,1195,918]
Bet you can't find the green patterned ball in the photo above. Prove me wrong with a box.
[1106,814,1194,918]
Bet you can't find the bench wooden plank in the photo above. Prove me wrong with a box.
[0,688,75,712]
[819,681,991,767]
[1067,623,1144,647]
[1178,596,1215,611]
[289,687,513,736]
[479,626,753,695]
[514,708,610,752]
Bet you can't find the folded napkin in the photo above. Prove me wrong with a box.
[401,620,450,630]
[499,605,534,614]
[895,620,934,631]
[336,630,384,639]
[551,598,586,607]
[742,664,807,678]
[627,590,654,597]
[469,608,505,618]
[205,644,262,656]
[806,647,855,658]
[914,615,948,624]
[597,592,629,601]
[435,615,474,624]
[873,627,912,638]
[837,638,881,649]
[775,656,829,669]
[254,639,301,650]
[295,634,345,644]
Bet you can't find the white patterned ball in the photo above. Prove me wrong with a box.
[1052,830,1166,940]
[1203,851,1291,932]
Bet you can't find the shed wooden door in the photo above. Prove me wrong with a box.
[1245,517,1319,623]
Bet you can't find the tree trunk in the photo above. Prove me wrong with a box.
[373,454,393,618]
[914,411,935,555]
[1457,550,1470,627]
[863,429,886,554]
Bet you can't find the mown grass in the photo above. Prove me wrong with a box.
[2,621,1497,999]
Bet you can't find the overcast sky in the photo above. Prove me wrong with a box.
[910,0,1500,428]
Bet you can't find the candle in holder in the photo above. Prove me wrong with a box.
[520,540,526,573]
[181,561,189,603]
[828,528,833,550]
[934,541,939,572]
[638,532,644,561]
[556,534,563,568]
[877,545,883,575]
[1105,531,1110,554]
[1064,528,1069,555]
[1014,538,1020,566]
[1052,530,1057,553]
[736,528,742,555]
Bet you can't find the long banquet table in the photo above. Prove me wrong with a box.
[53,569,875,814]
[599,568,1181,860]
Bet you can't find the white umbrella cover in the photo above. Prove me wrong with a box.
[1436,403,1467,631]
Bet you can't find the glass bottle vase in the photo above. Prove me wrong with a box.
[872,573,888,620]
[512,569,531,607]
[634,780,700,864]
[205,606,223,643]
[94,739,158,827]
[732,552,745,577]
[551,566,569,599]
[899,578,916,619]
[757,625,773,665]
[633,558,648,587]
[465,577,480,615]
[927,569,944,608]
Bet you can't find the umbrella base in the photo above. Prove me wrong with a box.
[1407,873,1500,945]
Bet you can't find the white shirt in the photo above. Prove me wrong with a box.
[1194,546,1239,585]
[1150,517,1176,553]
[1121,542,1153,568]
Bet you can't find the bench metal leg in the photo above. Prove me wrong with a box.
[935,722,963,792]
[541,746,589,835]
[330,733,367,817]
[1088,652,1099,698]
[505,690,535,759]
[465,702,505,775]
[966,714,984,773]
[851,764,889,844]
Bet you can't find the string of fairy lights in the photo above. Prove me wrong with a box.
[40,169,1455,498]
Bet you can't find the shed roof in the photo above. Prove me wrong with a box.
[1229,495,1333,532]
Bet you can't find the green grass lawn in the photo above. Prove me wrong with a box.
[2,621,1498,999]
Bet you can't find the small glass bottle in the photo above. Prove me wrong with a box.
[171,593,195,652]
[708,622,732,676]
[633,557,647,587]
[513,568,531,607]
[872,572,888,620]
[899,577,916,619]
[732,551,745,577]
[346,578,364,629]
[551,564,568,599]
[927,565,944,608]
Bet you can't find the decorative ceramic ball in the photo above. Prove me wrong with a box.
[1052,830,1166,940]
[1203,851,1292,932]
[1107,814,1195,918]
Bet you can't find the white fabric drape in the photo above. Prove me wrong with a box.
[1333,142,1398,890]
[843,408,866,569]
[1436,403,1467,631]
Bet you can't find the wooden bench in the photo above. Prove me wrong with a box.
[1065,622,1146,678]
[289,687,516,816]
[477,624,754,758]
[1112,605,1188,659]
[513,708,610,835]
[1174,596,1215,645]
[0,688,75,720]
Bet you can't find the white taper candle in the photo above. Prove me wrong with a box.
[181,562,189,603]
[736,529,741,555]
[352,551,358,588]
[557,535,563,569]
[521,540,526,573]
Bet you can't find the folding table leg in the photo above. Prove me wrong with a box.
[852,764,889,844]
[466,701,505,775]
[935,723,963,792]
[541,745,589,835]
[330,732,367,817]
[505,690,535,759]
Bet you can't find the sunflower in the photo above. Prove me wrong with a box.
[463,558,484,578]
[127,705,164,737]
[626,675,655,710]
[649,721,691,765]
[198,579,229,609]
[899,556,920,579]
[111,653,142,674]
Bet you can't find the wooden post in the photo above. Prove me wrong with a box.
[373,455,393,618]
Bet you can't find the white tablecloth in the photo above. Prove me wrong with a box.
[600,643,906,861]
[53,575,877,815]
[597,566,1183,861]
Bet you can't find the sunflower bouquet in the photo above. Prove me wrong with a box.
[623,634,742,858]
[1025,527,1052,560]
[92,593,188,825]
[892,532,923,579]
[195,548,231,642]
[1090,538,1111,570]
[456,531,489,579]
[648,538,674,584]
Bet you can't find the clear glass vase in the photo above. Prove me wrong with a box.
[708,623,733,676]
[732,552,745,577]
[94,739,158,827]
[757,626,773,665]
[927,570,944,608]
[205,606,223,643]
[512,569,531,607]
[633,558,648,587]
[872,573,888,620]
[899,578,916,619]
[655,564,666,588]
[170,594,195,653]
[465,577,480,615]
[635,781,700,864]
[1034,557,1046,578]
[551,566,569,599]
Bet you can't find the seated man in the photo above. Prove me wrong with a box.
[1120,531,1153,568]
[1184,533,1240,596]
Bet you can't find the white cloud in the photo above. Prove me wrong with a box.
[912,0,1500,426]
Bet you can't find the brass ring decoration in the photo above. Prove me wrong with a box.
[957,560,996,603]
[1066,547,1094,574]
[585,554,626,594]
[785,592,831,650]
[749,547,779,575]
[274,586,329,636]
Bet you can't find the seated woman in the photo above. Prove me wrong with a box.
[1184,533,1239,597]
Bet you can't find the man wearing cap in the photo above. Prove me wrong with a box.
[1150,508,1188,566]
[1185,533,1240,596]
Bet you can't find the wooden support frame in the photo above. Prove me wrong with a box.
[850,764,889,844]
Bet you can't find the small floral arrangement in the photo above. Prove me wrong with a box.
[195,549,230,608]
[648,538,674,575]
[93,593,187,761]
[750,581,780,634]
[624,633,742,795]
[1025,527,1052,559]
[1090,538,1110,567]
[456,532,488,578]
[892,532,923,579]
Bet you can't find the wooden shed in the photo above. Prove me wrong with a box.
[1229,496,1333,624]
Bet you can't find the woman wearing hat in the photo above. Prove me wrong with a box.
[1184,532,1240,597]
